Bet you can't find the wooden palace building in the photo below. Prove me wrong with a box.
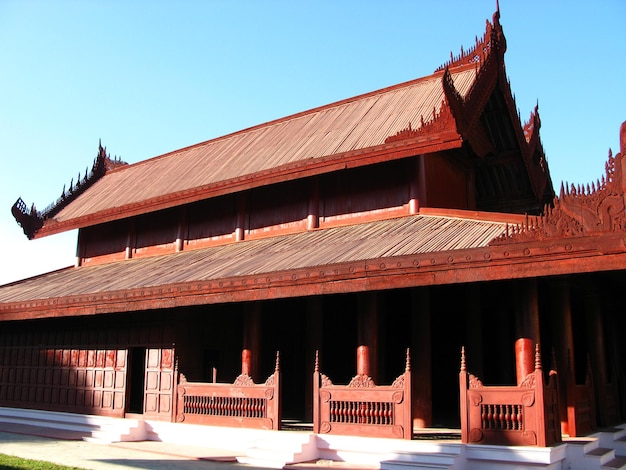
[2,9,625,452]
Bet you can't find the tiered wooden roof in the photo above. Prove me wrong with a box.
[12,10,552,239]
[5,10,624,320]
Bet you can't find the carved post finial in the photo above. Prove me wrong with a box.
[534,343,542,370]
[460,345,466,372]
[314,350,319,373]
[275,351,280,372]
[405,348,411,372]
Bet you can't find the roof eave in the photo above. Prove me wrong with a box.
[2,231,624,321]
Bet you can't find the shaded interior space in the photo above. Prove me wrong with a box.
[0,270,624,434]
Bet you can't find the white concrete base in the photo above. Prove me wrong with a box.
[2,407,626,470]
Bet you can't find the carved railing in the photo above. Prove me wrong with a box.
[460,344,561,446]
[566,354,596,437]
[176,352,280,430]
[313,347,412,440]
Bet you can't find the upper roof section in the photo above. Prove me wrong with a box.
[12,9,552,239]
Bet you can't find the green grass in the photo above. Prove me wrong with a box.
[0,453,83,470]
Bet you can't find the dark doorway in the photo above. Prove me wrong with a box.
[127,347,146,414]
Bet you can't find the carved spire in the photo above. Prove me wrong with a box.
[460,345,467,372]
[435,8,505,73]
[275,351,280,372]
[405,348,411,372]
[314,350,320,373]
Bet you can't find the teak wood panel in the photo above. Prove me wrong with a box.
[0,347,127,417]
[186,197,238,246]
[80,220,128,266]
[319,162,410,222]
[566,358,596,437]
[143,348,175,420]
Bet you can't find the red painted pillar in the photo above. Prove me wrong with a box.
[548,278,574,436]
[243,302,261,382]
[515,338,534,385]
[411,287,432,428]
[357,345,370,376]
[514,279,540,345]
[305,296,323,421]
[357,292,378,382]
[241,349,252,376]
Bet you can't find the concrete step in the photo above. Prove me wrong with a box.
[602,456,626,470]
[382,450,458,469]
[238,432,318,468]
[0,406,145,444]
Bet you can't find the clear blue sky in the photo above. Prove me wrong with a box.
[1,1,624,285]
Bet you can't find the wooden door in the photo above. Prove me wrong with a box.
[143,347,175,420]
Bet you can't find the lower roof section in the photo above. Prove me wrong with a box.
[1,211,626,321]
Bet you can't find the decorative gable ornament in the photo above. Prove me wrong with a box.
[492,122,626,243]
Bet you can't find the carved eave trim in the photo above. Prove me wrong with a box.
[507,94,552,202]
[492,122,626,244]
[384,102,458,145]
[11,143,128,239]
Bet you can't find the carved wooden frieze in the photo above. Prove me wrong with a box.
[233,374,255,386]
[492,123,626,243]
[384,104,456,144]
[347,374,375,388]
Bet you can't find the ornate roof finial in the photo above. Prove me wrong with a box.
[12,141,128,239]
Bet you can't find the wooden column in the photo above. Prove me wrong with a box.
[235,194,247,242]
[416,155,428,207]
[175,207,186,252]
[307,177,319,230]
[464,284,483,379]
[305,296,323,421]
[411,287,431,428]
[547,277,575,436]
[357,292,379,383]
[603,288,626,421]
[584,284,610,425]
[513,279,540,387]
[408,158,421,214]
[243,302,261,383]
[513,278,541,344]
[126,219,136,259]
